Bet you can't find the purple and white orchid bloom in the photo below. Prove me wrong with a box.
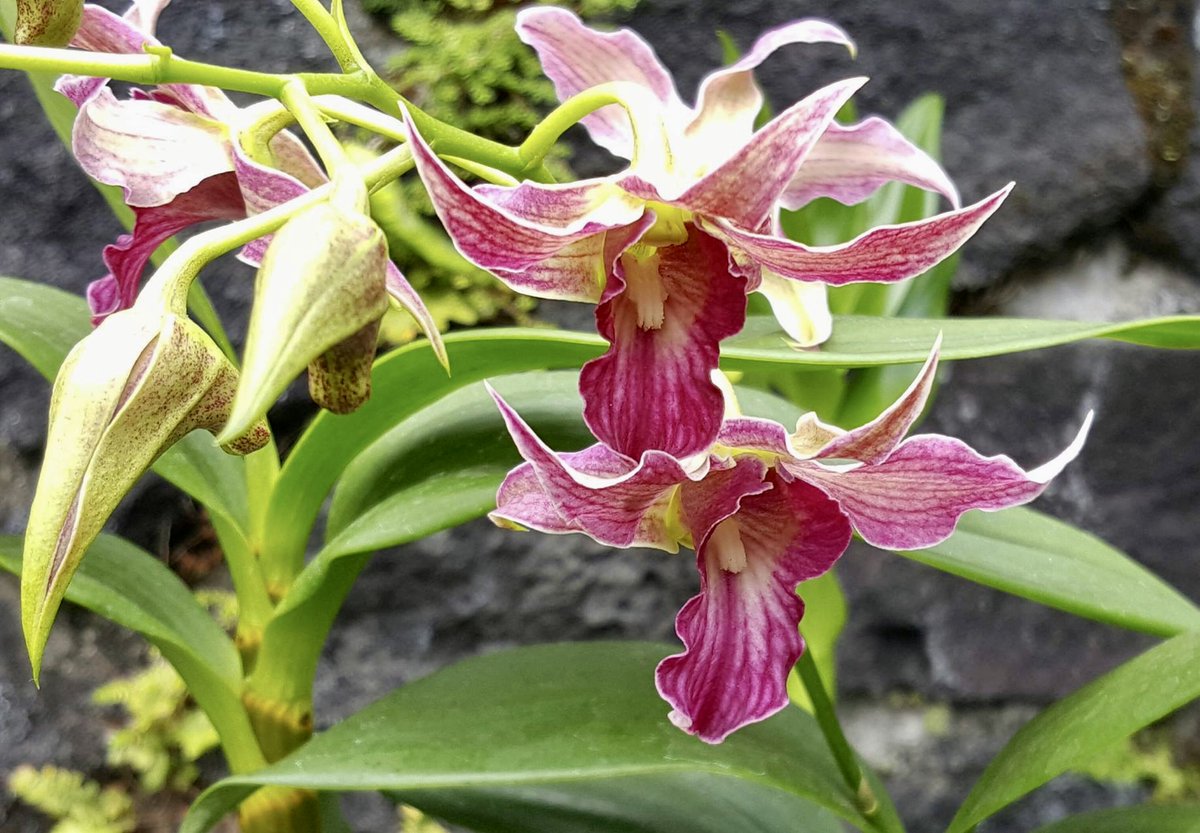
[487,341,1091,743]
[55,0,440,353]
[409,8,1007,463]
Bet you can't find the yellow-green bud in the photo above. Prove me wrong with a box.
[22,306,269,681]
[15,0,83,46]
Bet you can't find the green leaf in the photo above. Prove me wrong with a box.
[390,773,844,833]
[789,570,847,710]
[947,632,1200,833]
[0,534,263,772]
[1031,804,1200,833]
[183,643,884,833]
[896,507,1200,638]
[0,276,250,530]
[728,313,1200,365]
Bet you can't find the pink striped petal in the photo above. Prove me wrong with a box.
[231,141,316,266]
[668,77,866,230]
[791,415,1091,550]
[515,6,686,160]
[657,472,851,743]
[488,387,700,550]
[817,336,940,464]
[404,108,643,302]
[780,117,960,209]
[685,20,855,169]
[71,88,234,207]
[705,184,1011,285]
[491,462,579,535]
[581,226,747,460]
[385,261,447,369]
[57,5,151,105]
[88,173,246,322]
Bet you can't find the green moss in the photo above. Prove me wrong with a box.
[1078,729,1200,801]
[7,765,135,833]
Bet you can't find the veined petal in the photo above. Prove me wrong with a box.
[780,117,960,210]
[57,4,150,105]
[582,225,746,460]
[71,88,234,207]
[124,0,170,33]
[657,472,851,743]
[705,184,1011,285]
[384,261,447,370]
[669,77,866,229]
[515,6,686,160]
[685,20,855,171]
[90,173,246,322]
[404,108,643,303]
[488,387,699,550]
[230,141,316,266]
[816,335,941,464]
[755,268,832,347]
[792,415,1092,550]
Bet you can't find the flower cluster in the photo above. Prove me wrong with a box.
[411,9,1087,742]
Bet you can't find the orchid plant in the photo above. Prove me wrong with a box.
[1,1,1200,832]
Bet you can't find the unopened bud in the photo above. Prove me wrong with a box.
[222,197,389,442]
[22,306,269,680]
[15,0,83,46]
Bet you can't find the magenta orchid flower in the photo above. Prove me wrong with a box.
[408,8,1008,464]
[55,0,439,351]
[487,343,1090,743]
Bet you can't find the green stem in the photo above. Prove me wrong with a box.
[794,647,881,824]
[280,79,349,177]
[289,0,357,73]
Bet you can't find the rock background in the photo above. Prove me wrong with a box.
[2,0,1200,831]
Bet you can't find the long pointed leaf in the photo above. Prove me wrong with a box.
[184,643,888,833]
[1031,804,1200,833]
[948,633,1200,833]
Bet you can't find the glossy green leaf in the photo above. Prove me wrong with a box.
[184,643,888,833]
[0,534,263,772]
[1031,804,1200,833]
[896,507,1200,638]
[390,773,844,833]
[948,632,1200,833]
[0,276,249,530]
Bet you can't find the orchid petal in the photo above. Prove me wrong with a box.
[57,5,149,104]
[793,415,1092,550]
[755,269,832,347]
[582,226,747,461]
[488,387,699,551]
[404,108,643,302]
[89,173,246,322]
[515,6,686,160]
[817,335,941,464]
[70,88,234,207]
[385,261,447,370]
[780,117,960,210]
[646,77,866,229]
[705,184,1011,285]
[658,472,851,743]
[685,20,855,169]
[230,142,316,266]
[124,0,170,35]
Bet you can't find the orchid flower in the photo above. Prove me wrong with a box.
[409,8,1007,463]
[56,0,439,353]
[487,342,1090,743]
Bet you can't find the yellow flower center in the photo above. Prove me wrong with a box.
[621,247,668,330]
[710,517,748,574]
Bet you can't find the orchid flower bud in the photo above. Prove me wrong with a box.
[221,183,390,442]
[14,0,83,45]
[22,305,270,680]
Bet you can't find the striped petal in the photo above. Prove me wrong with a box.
[657,470,851,743]
[88,173,246,322]
[515,6,686,160]
[780,117,960,210]
[70,88,233,207]
[404,108,644,302]
[581,225,746,461]
[791,414,1092,550]
[685,20,855,171]
[625,77,865,230]
[488,387,701,550]
[705,185,1011,285]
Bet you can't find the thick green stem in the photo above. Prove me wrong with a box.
[280,79,350,177]
[795,647,881,824]
[289,0,357,73]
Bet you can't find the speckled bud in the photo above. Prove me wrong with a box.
[21,307,269,681]
[220,196,390,442]
[14,0,83,45]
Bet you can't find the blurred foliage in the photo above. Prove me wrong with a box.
[1079,729,1200,802]
[360,0,638,343]
[7,765,135,833]
[7,593,236,830]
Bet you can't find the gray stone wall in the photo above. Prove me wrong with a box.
[2,1,1199,831]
